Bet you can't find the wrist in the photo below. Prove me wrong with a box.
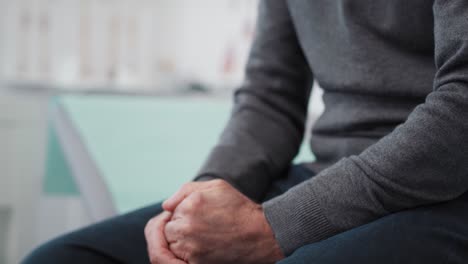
[252,205,284,263]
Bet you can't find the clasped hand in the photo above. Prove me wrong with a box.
[144,179,284,264]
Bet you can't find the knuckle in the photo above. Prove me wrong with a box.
[179,202,193,214]
[179,222,194,236]
[181,195,201,213]
[181,182,193,192]
[189,192,203,205]
[170,241,201,262]
[170,242,190,261]
[163,222,172,237]
[165,221,181,239]
[185,242,202,260]
[169,241,182,253]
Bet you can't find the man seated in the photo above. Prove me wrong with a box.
[23,0,468,263]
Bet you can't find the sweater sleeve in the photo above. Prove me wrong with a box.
[263,0,468,255]
[195,0,313,202]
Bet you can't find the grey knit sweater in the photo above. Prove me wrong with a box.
[196,0,468,255]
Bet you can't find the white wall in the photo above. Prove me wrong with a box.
[0,0,258,91]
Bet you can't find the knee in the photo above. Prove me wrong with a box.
[21,236,76,264]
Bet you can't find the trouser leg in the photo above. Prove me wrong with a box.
[22,203,163,264]
[279,191,468,264]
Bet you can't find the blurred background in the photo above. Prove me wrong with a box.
[0,0,257,90]
[0,0,323,263]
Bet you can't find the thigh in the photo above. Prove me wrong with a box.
[22,203,163,264]
[280,192,468,264]
[264,164,316,201]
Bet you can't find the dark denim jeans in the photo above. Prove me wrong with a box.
[23,165,468,263]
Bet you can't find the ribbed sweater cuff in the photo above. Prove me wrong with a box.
[193,174,219,182]
[262,187,335,256]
